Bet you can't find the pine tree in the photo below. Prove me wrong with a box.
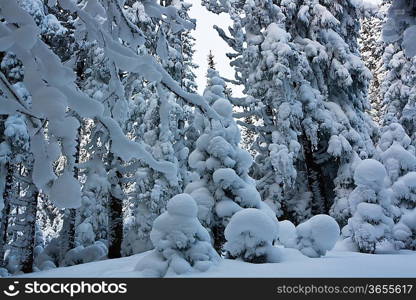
[207,50,216,70]
[185,68,274,252]
[120,0,195,255]
[374,123,416,250]
[347,159,397,253]
[392,172,416,250]
[359,1,391,125]
[206,0,376,226]
[380,0,416,141]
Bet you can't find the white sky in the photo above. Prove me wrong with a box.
[189,1,243,96]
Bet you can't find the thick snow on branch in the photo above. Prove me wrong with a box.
[0,0,218,205]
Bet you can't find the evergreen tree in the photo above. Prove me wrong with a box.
[347,159,397,253]
[120,0,199,255]
[207,50,216,70]
[380,0,416,141]
[205,0,377,226]
[359,1,391,125]
[185,68,274,252]
[392,172,416,250]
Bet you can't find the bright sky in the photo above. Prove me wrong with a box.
[189,1,243,96]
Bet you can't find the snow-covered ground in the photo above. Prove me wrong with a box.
[18,245,416,278]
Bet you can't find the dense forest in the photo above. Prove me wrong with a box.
[0,0,415,277]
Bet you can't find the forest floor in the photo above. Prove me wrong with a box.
[18,242,416,278]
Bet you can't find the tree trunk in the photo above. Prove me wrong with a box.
[108,155,123,259]
[20,184,39,273]
[0,163,12,268]
[59,208,77,265]
[212,224,226,255]
[301,134,330,215]
[59,124,82,264]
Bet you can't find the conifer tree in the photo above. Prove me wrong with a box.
[205,0,376,226]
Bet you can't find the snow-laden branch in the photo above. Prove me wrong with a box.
[70,0,222,121]
[0,1,180,199]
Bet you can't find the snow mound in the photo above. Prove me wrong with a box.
[278,220,297,248]
[63,241,108,266]
[296,214,340,258]
[224,208,280,263]
[0,268,9,277]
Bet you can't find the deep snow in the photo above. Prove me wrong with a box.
[17,244,416,278]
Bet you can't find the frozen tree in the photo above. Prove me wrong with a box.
[205,0,377,226]
[392,172,416,250]
[135,194,219,277]
[379,0,416,141]
[1,115,40,273]
[359,1,391,124]
[379,43,416,136]
[373,124,416,250]
[123,83,182,255]
[375,123,416,184]
[224,208,280,263]
[186,67,275,252]
[0,0,72,272]
[383,0,416,58]
[347,159,397,253]
[207,50,216,70]
[0,113,38,273]
[75,159,109,247]
[120,0,199,255]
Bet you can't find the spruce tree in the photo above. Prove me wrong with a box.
[205,0,377,226]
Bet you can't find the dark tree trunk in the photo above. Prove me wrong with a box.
[0,163,12,268]
[59,208,77,264]
[301,134,330,215]
[108,154,123,259]
[59,125,81,264]
[20,185,39,273]
[212,224,226,255]
[108,193,123,258]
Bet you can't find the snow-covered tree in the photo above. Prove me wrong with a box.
[347,159,397,253]
[185,68,276,252]
[376,123,416,185]
[119,0,199,256]
[0,0,72,272]
[383,0,416,58]
[372,123,416,250]
[379,0,416,141]
[135,193,219,277]
[359,1,391,124]
[392,172,416,250]
[207,50,216,70]
[205,0,377,226]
